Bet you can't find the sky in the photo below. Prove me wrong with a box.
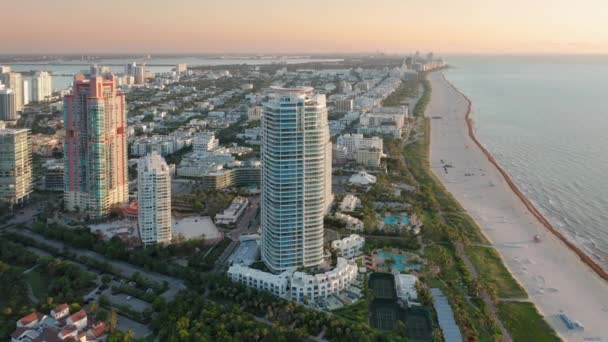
[3,0,608,54]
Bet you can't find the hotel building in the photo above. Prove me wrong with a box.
[64,74,128,219]
[260,86,333,273]
[138,152,172,245]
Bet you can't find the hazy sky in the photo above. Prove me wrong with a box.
[3,0,608,54]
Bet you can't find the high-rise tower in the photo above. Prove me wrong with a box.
[0,87,17,121]
[260,86,332,273]
[137,152,172,245]
[0,128,33,205]
[32,71,53,102]
[64,73,128,219]
[0,72,23,112]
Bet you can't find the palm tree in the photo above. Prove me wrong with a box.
[108,309,118,332]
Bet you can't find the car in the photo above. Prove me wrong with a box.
[95,290,102,295]
[126,296,132,301]
[99,285,108,290]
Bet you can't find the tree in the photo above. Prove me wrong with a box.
[89,301,99,314]
[69,303,81,313]
[108,309,118,332]
[101,275,112,286]
[96,309,109,322]
[385,257,396,270]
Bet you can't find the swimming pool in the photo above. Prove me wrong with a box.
[382,215,410,226]
[376,250,422,272]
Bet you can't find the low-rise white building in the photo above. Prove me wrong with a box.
[335,213,364,232]
[192,132,219,152]
[358,106,408,138]
[290,258,358,302]
[394,272,418,302]
[349,171,377,185]
[247,106,262,121]
[339,194,361,212]
[334,99,354,113]
[215,196,249,225]
[227,264,291,297]
[331,234,364,259]
[355,148,382,168]
[336,133,383,155]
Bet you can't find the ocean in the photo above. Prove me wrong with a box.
[444,55,608,271]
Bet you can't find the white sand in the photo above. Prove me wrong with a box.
[427,71,608,341]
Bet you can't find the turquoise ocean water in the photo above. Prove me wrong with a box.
[444,55,608,270]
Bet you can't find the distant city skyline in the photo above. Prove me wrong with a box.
[4,0,608,54]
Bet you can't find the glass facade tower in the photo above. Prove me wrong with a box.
[261,87,332,273]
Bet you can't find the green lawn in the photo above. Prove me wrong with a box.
[466,246,527,299]
[497,302,559,342]
[25,269,49,301]
[332,299,369,323]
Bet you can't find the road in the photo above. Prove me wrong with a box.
[4,227,185,300]
[214,195,260,271]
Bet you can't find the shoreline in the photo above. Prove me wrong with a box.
[440,73,608,282]
[426,70,608,340]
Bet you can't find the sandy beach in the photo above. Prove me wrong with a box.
[427,71,608,341]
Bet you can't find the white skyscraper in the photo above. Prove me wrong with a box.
[32,71,53,102]
[137,152,172,245]
[260,86,333,273]
[22,80,30,105]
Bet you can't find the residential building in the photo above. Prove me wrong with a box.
[227,257,358,303]
[290,258,358,302]
[355,82,371,91]
[0,129,33,205]
[31,71,53,102]
[358,106,408,138]
[215,196,249,225]
[0,87,17,121]
[331,234,365,259]
[336,133,383,155]
[227,264,291,297]
[355,147,382,168]
[334,99,353,112]
[176,63,188,73]
[64,74,129,218]
[12,305,107,342]
[338,80,352,93]
[130,134,193,157]
[138,152,172,245]
[335,212,364,232]
[22,80,30,105]
[0,72,23,112]
[247,106,262,121]
[192,132,219,152]
[260,86,333,272]
[339,194,361,212]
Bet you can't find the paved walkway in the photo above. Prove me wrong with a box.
[455,242,512,342]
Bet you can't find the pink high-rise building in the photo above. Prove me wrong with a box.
[64,74,128,219]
